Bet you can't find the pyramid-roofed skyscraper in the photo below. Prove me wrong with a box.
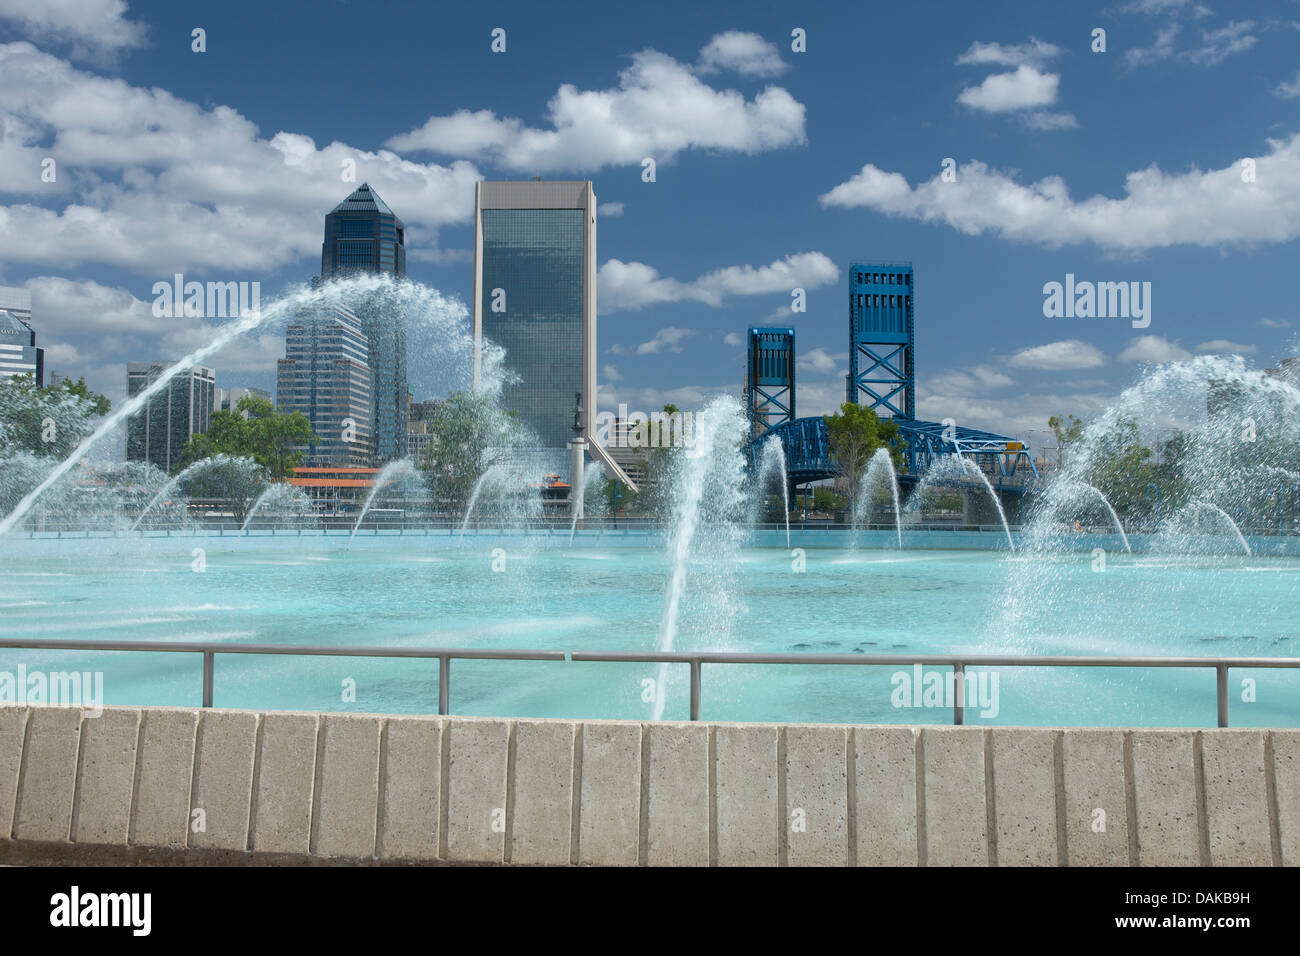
[318,182,407,462]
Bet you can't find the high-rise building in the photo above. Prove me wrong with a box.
[0,287,44,386]
[847,262,914,419]
[472,180,632,485]
[276,307,372,466]
[319,183,408,462]
[406,394,445,465]
[216,386,272,416]
[126,362,215,472]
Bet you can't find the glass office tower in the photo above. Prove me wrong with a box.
[319,183,407,462]
[126,362,216,473]
[472,181,633,487]
[276,306,373,466]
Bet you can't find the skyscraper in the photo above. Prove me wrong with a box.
[126,362,215,473]
[319,183,407,462]
[472,180,630,483]
[0,287,44,386]
[276,307,373,466]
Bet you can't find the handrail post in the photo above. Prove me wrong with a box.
[953,662,964,725]
[439,656,450,716]
[690,659,701,721]
[1217,664,1229,728]
[202,650,214,708]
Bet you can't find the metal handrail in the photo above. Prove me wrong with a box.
[2,639,1298,726]
[569,651,1300,726]
[0,638,564,715]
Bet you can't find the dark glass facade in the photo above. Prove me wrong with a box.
[125,363,215,473]
[479,208,585,449]
[319,183,408,462]
[277,307,373,466]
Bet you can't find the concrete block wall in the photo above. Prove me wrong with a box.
[0,706,1295,866]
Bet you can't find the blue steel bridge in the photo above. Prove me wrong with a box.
[747,415,1039,507]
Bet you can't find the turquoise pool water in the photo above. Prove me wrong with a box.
[1,533,1298,726]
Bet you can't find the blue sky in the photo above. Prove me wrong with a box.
[2,0,1299,456]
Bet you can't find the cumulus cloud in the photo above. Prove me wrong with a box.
[818,133,1300,252]
[723,332,742,346]
[597,201,624,217]
[697,31,788,77]
[1261,317,1292,328]
[796,348,844,374]
[0,0,145,62]
[1118,335,1192,362]
[634,327,696,355]
[384,48,805,173]
[597,252,837,313]
[1008,340,1106,370]
[957,65,1061,113]
[0,42,482,274]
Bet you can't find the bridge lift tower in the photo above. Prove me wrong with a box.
[746,327,796,439]
[847,262,914,419]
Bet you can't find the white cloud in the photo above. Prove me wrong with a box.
[601,363,621,382]
[1195,339,1257,354]
[0,43,482,274]
[957,65,1060,113]
[929,365,1016,394]
[635,327,695,355]
[697,31,788,78]
[384,48,805,173]
[819,133,1300,252]
[1008,340,1106,370]
[1118,335,1192,362]
[1128,19,1260,68]
[1183,20,1258,66]
[24,275,159,334]
[1021,110,1079,130]
[723,332,742,346]
[0,0,145,62]
[1127,25,1181,67]
[1274,71,1300,99]
[597,201,624,217]
[955,38,1062,68]
[1261,317,1292,328]
[1119,0,1204,14]
[598,252,837,313]
[796,348,844,374]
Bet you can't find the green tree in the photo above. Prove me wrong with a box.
[1047,414,1085,466]
[419,390,520,518]
[0,373,106,459]
[52,376,111,416]
[179,396,315,478]
[823,402,903,513]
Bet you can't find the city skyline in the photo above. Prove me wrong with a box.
[2,1,1299,459]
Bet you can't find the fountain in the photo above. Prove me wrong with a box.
[653,397,749,720]
[348,459,418,546]
[853,447,903,549]
[130,456,245,532]
[242,483,316,533]
[754,437,791,548]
